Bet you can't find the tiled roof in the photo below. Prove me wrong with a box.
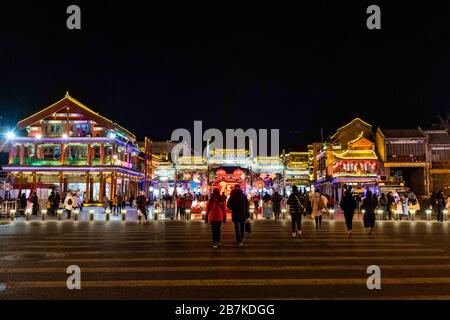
[428,132,450,145]
[334,150,378,160]
[380,129,426,139]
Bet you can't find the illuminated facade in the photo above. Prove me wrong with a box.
[2,93,151,203]
[375,128,429,196]
[315,118,381,201]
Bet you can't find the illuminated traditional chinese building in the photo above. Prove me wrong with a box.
[375,128,429,196]
[2,93,151,203]
[315,118,381,201]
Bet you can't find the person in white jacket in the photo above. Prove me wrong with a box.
[64,192,74,219]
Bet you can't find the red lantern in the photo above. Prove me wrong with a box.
[255,180,265,189]
[216,169,226,177]
[233,168,244,177]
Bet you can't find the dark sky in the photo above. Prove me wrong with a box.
[1,1,450,151]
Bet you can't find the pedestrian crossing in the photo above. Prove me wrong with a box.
[1,219,450,299]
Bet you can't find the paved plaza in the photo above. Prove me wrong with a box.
[1,217,450,299]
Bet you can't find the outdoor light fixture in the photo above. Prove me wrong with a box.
[25,209,31,221]
[41,209,47,221]
[122,209,127,221]
[426,209,432,221]
[62,133,68,139]
[153,209,159,220]
[444,210,448,221]
[108,131,116,139]
[90,209,96,221]
[281,208,287,220]
[9,209,16,221]
[377,209,384,220]
[249,208,254,220]
[328,208,335,220]
[105,209,110,221]
[57,209,63,221]
[6,131,15,139]
[410,210,416,221]
[36,133,42,139]
[73,209,79,221]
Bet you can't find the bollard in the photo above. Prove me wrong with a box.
[281,208,287,220]
[90,209,96,221]
[426,209,432,221]
[153,209,159,220]
[57,209,63,221]
[41,209,47,221]
[185,209,191,220]
[249,208,254,220]
[9,209,16,221]
[73,210,79,221]
[394,210,400,221]
[328,209,335,221]
[377,209,384,221]
[105,209,110,221]
[444,210,448,222]
[201,210,207,221]
[410,210,416,221]
[122,209,127,221]
[25,209,32,221]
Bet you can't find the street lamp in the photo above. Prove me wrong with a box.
[6,131,15,140]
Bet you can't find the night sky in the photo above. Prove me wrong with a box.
[1,1,450,151]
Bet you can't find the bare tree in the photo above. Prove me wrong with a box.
[438,113,450,130]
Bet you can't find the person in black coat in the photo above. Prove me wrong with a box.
[386,191,395,221]
[362,190,377,235]
[31,192,39,216]
[226,184,249,246]
[340,189,357,235]
[272,191,282,220]
[19,193,27,216]
[287,185,305,238]
[436,190,446,222]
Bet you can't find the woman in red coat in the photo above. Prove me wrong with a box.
[206,188,227,248]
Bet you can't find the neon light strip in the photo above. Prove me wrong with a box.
[1,166,144,176]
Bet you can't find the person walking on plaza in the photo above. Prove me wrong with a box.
[206,188,227,248]
[272,191,282,220]
[311,191,325,229]
[378,193,387,219]
[386,191,395,221]
[112,194,118,214]
[362,190,377,235]
[47,191,55,216]
[400,194,409,220]
[102,194,109,212]
[53,191,61,216]
[227,184,249,247]
[137,192,148,222]
[340,189,357,235]
[19,193,27,216]
[31,191,39,216]
[287,185,305,238]
[117,193,123,214]
[64,192,74,219]
[436,190,446,222]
